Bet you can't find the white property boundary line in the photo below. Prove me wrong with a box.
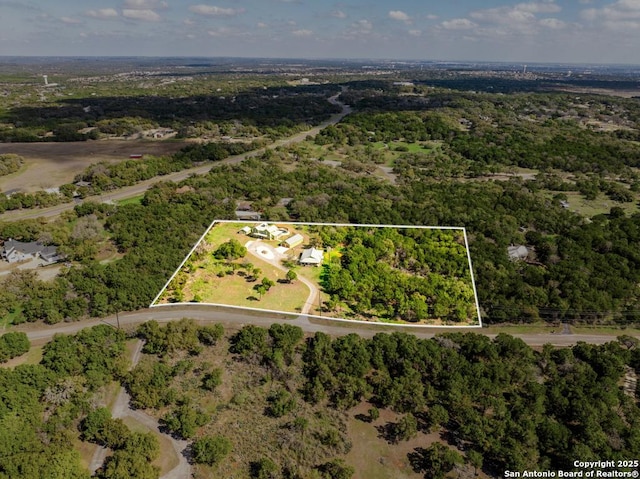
[150,220,483,328]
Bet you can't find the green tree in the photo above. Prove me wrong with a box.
[251,457,278,479]
[410,443,463,479]
[317,459,355,479]
[192,435,231,466]
[202,369,222,391]
[286,270,297,283]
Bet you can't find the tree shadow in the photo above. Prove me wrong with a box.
[375,422,399,445]
[246,296,259,302]
[407,447,428,474]
[355,413,372,423]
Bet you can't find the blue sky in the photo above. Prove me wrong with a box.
[1,0,640,63]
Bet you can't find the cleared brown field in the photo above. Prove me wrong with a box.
[0,139,189,193]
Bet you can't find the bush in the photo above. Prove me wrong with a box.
[266,389,296,418]
[192,435,231,466]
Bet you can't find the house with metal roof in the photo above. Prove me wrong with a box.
[299,247,324,266]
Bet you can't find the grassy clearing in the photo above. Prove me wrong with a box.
[482,323,562,335]
[115,194,144,206]
[1,307,23,329]
[570,325,640,335]
[345,403,428,479]
[121,416,180,475]
[540,190,639,218]
[0,344,43,369]
[74,438,99,471]
[184,252,310,313]
[371,141,433,154]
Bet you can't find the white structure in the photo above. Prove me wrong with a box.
[250,223,288,240]
[2,239,61,264]
[507,245,529,261]
[43,75,48,85]
[299,247,324,266]
[284,234,304,249]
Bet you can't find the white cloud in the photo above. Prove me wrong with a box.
[539,17,565,29]
[580,0,640,31]
[61,16,82,25]
[207,27,234,37]
[388,10,411,22]
[426,14,439,20]
[257,22,268,28]
[332,10,347,19]
[188,5,246,17]
[123,0,168,9]
[408,29,422,36]
[84,8,119,20]
[123,9,162,21]
[292,29,313,36]
[440,18,476,30]
[351,19,372,32]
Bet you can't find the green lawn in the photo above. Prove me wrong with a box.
[159,221,318,314]
[116,194,144,206]
[1,307,23,329]
[540,190,639,218]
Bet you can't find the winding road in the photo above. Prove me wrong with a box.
[88,339,191,479]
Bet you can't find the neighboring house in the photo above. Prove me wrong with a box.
[507,245,529,261]
[299,247,324,266]
[2,239,62,264]
[250,223,288,240]
[235,210,262,221]
[284,233,304,249]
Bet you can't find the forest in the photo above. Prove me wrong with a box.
[2,70,640,327]
[4,321,637,478]
[319,227,477,323]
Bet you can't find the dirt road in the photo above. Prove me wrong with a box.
[89,339,192,479]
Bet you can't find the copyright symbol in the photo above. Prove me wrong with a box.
[631,470,638,478]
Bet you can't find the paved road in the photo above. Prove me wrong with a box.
[0,92,352,222]
[16,305,638,347]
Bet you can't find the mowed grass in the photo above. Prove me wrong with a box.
[184,253,310,313]
[163,221,312,313]
[115,194,144,206]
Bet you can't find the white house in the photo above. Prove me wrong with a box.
[250,223,288,240]
[299,247,324,266]
[2,239,62,264]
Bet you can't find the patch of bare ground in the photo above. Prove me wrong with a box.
[0,139,189,193]
[345,402,425,479]
[550,86,640,99]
